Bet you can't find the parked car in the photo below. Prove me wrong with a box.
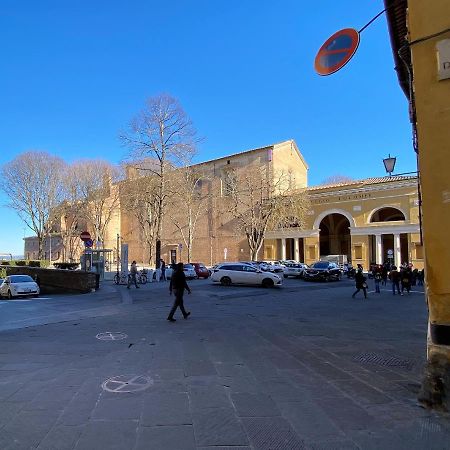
[283,263,308,278]
[303,261,342,282]
[259,261,284,273]
[165,263,197,280]
[192,262,210,279]
[0,275,40,299]
[211,262,282,288]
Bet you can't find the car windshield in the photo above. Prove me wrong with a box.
[184,264,194,269]
[10,275,34,283]
[312,262,329,269]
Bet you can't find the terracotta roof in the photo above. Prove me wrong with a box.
[308,175,417,192]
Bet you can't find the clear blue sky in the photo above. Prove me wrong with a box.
[0,0,415,256]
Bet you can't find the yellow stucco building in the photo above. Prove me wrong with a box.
[385,0,450,408]
[265,175,422,270]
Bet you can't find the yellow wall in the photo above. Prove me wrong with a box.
[409,0,450,324]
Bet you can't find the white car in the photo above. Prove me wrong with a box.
[165,264,197,280]
[211,262,282,288]
[0,275,40,299]
[283,263,308,278]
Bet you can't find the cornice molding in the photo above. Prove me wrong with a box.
[307,180,418,199]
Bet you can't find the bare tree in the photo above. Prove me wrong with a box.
[73,160,122,245]
[120,94,197,266]
[167,167,210,262]
[0,151,66,259]
[56,167,87,262]
[226,167,310,260]
[321,174,354,185]
[121,171,160,265]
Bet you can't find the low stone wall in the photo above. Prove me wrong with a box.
[4,266,98,295]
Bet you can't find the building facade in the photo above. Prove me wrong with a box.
[385,0,450,408]
[25,139,422,272]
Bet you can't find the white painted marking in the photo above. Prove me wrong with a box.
[101,374,153,393]
[96,331,128,341]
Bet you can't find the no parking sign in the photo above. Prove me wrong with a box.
[314,28,360,76]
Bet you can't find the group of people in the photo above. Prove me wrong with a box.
[352,262,424,299]
[126,260,192,322]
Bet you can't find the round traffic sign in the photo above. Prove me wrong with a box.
[80,231,91,242]
[314,28,360,76]
[84,239,93,248]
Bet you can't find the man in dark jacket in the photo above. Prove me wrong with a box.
[167,263,191,322]
[352,268,368,299]
[389,266,402,295]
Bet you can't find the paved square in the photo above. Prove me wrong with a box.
[0,278,449,449]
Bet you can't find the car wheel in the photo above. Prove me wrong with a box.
[262,278,274,288]
[220,277,231,286]
[8,290,13,300]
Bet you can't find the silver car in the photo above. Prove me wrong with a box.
[0,275,40,299]
[283,263,308,278]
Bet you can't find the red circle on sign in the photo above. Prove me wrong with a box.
[314,28,360,76]
[80,231,91,241]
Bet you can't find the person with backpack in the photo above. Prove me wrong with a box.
[352,268,368,299]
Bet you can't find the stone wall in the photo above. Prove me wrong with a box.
[4,266,98,295]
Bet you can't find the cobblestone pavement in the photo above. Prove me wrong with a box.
[0,277,449,449]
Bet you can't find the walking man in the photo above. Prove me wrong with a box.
[127,260,140,289]
[389,266,402,295]
[352,268,368,299]
[167,263,191,322]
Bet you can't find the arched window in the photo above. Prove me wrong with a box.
[370,207,405,222]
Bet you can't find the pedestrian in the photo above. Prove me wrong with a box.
[167,262,191,322]
[374,267,382,294]
[160,259,166,281]
[412,268,418,286]
[389,266,402,295]
[381,264,388,286]
[418,269,424,286]
[127,260,140,289]
[352,268,368,299]
[401,267,412,295]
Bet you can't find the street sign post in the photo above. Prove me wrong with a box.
[314,28,360,76]
[80,231,91,242]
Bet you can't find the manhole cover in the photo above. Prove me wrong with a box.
[96,332,128,341]
[101,374,153,393]
[353,352,414,370]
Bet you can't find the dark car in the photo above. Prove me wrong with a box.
[303,261,342,282]
[192,262,210,279]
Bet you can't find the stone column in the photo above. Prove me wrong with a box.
[294,238,300,262]
[281,238,286,261]
[375,234,383,265]
[394,233,401,267]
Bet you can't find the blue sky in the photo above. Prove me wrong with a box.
[0,0,415,255]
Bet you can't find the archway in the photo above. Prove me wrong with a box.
[370,207,406,222]
[319,213,351,258]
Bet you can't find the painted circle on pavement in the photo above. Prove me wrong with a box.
[96,331,128,341]
[101,374,153,393]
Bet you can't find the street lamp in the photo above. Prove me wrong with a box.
[383,154,397,177]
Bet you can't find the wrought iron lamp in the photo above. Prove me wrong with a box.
[383,154,397,177]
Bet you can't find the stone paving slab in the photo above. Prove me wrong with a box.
[0,278,449,449]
